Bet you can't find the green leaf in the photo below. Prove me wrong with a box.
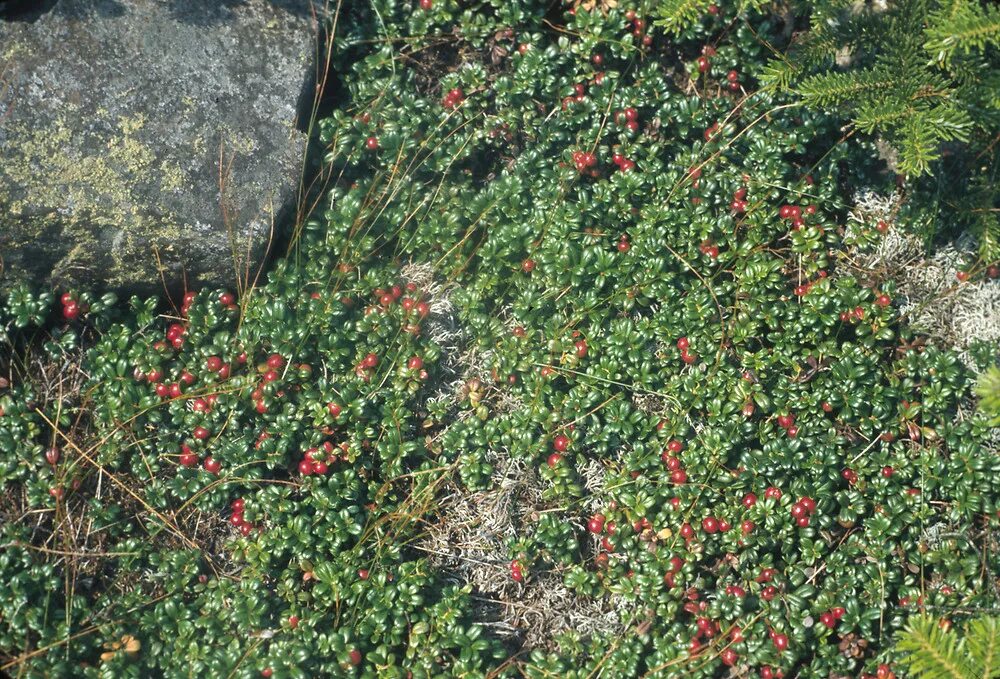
[967,617,1000,678]
[896,616,975,679]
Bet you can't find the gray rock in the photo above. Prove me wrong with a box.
[0,0,320,294]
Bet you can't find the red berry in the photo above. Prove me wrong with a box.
[671,469,687,484]
[327,402,342,418]
[820,612,836,628]
[676,337,689,351]
[588,514,606,533]
[205,356,223,372]
[696,56,709,73]
[45,447,60,465]
[62,302,80,320]
[288,615,299,629]
[261,669,273,678]
[667,439,683,453]
[547,452,562,468]
[765,486,782,500]
[193,426,210,440]
[553,434,570,452]
[772,633,788,650]
[742,492,757,508]
[574,339,588,357]
[741,519,754,534]
[203,456,221,474]
[366,136,379,150]
[882,466,894,478]
[407,356,423,370]
[522,259,535,273]
[349,649,362,666]
[701,516,719,533]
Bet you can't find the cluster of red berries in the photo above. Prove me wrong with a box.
[572,149,598,174]
[861,664,897,679]
[841,467,859,484]
[768,627,789,651]
[153,373,194,400]
[613,106,639,133]
[165,321,187,350]
[229,498,260,536]
[60,292,86,321]
[623,10,652,46]
[698,239,719,259]
[354,352,379,381]
[371,282,431,321]
[838,305,866,322]
[724,583,746,597]
[676,337,697,364]
[180,290,197,316]
[703,121,721,142]
[778,203,818,231]
[700,514,732,534]
[789,496,817,527]
[250,353,283,412]
[510,559,524,582]
[725,68,742,93]
[695,45,717,75]
[611,152,636,172]
[441,86,464,109]
[561,82,587,110]
[759,665,786,679]
[660,439,687,484]
[776,411,799,437]
[730,186,748,212]
[817,606,845,629]
[662,554,684,588]
[298,441,344,476]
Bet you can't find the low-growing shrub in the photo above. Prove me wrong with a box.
[1,0,999,677]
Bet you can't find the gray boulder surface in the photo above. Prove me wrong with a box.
[0,0,320,293]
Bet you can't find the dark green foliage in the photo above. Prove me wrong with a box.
[1,0,999,677]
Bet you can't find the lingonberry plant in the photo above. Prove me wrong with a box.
[1,0,999,677]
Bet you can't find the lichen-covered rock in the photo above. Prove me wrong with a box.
[0,0,319,293]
